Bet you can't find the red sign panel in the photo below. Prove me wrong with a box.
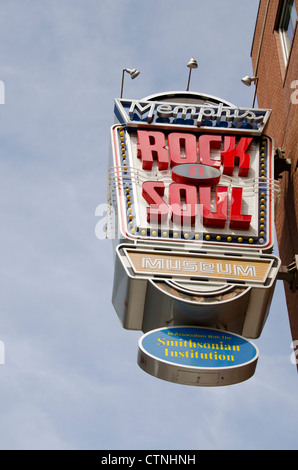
[110,111,274,251]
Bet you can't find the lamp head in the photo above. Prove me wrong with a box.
[241,75,258,86]
[125,68,140,79]
[187,57,198,69]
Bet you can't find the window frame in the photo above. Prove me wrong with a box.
[277,0,298,65]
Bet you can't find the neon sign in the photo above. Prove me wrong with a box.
[108,92,281,385]
[114,98,271,134]
[109,123,274,250]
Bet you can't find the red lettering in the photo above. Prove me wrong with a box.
[198,135,222,168]
[142,181,168,222]
[141,183,251,230]
[229,187,251,229]
[199,186,228,228]
[138,132,254,233]
[190,165,205,177]
[221,136,252,176]
[168,132,197,167]
[169,183,198,225]
[137,130,169,171]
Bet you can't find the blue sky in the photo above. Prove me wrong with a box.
[0,0,297,450]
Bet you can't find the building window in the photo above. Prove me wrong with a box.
[278,0,297,64]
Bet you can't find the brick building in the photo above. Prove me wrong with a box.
[250,0,298,347]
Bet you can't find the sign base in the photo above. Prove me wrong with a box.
[138,326,259,387]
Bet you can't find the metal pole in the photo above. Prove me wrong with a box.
[186,69,192,91]
[252,78,259,108]
[120,69,125,98]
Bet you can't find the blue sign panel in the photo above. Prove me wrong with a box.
[114,99,271,134]
[139,326,258,370]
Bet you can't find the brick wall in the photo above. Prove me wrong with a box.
[251,0,298,344]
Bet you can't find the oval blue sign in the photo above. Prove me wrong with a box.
[138,326,259,386]
[171,163,221,186]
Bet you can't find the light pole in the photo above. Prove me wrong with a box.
[241,75,259,108]
[186,57,198,91]
[120,68,140,98]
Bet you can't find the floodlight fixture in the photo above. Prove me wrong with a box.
[120,68,141,98]
[241,75,258,86]
[241,75,259,108]
[186,57,198,91]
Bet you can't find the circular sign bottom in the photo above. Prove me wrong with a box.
[138,326,259,387]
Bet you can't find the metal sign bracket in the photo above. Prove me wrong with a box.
[278,255,298,293]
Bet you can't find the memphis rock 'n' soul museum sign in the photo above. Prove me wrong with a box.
[107,91,281,386]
